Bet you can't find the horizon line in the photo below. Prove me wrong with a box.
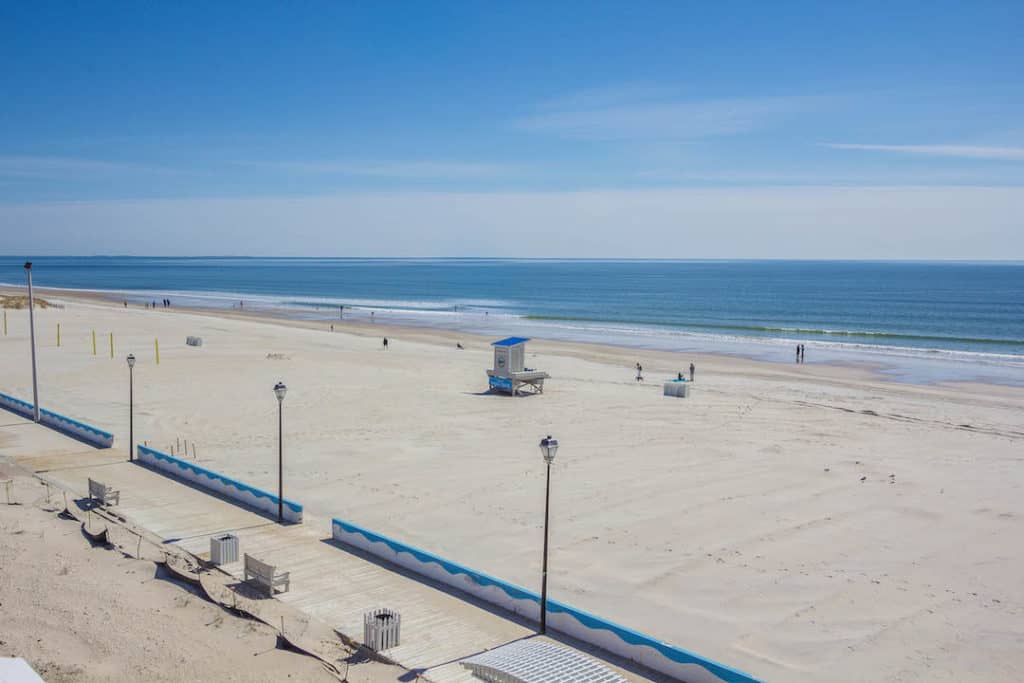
[2,255,1023,264]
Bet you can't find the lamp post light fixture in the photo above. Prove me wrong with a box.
[538,434,558,634]
[126,354,136,461]
[24,262,40,422]
[274,381,287,522]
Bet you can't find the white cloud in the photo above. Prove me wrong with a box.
[0,156,170,179]
[2,186,1021,259]
[532,83,682,112]
[235,160,516,179]
[826,143,1024,161]
[515,94,835,141]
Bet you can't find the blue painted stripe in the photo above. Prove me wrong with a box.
[0,392,114,440]
[138,445,302,513]
[331,517,762,683]
[333,518,540,602]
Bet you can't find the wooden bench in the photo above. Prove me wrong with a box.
[88,478,120,506]
[244,553,290,596]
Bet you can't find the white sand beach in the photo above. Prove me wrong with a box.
[2,289,1023,682]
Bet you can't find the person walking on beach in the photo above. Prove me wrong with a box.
[796,344,801,363]
[690,362,695,381]
[383,337,388,350]
[800,344,806,363]
[635,362,643,382]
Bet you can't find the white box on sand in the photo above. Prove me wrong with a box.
[663,380,691,398]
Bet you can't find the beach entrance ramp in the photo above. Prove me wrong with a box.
[486,337,549,396]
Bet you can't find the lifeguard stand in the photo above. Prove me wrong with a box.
[487,337,549,396]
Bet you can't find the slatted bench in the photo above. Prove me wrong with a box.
[243,553,290,596]
[88,478,120,506]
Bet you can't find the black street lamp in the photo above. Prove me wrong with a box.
[538,434,558,634]
[274,381,287,522]
[25,262,40,422]
[126,354,136,461]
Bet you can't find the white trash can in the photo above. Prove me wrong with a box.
[364,608,401,652]
[210,533,239,565]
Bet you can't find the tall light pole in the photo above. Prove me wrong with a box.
[126,354,136,461]
[24,262,40,422]
[274,381,287,522]
[538,434,558,634]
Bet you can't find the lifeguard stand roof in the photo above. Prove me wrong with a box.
[491,336,530,347]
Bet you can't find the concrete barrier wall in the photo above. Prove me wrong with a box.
[137,445,303,523]
[0,391,114,448]
[331,518,761,683]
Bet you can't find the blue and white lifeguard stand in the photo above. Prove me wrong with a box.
[487,337,549,396]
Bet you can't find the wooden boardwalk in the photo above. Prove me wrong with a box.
[3,419,665,683]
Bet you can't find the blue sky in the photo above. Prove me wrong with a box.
[1,1,1023,257]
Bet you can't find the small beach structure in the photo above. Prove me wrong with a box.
[461,639,628,683]
[663,378,691,398]
[487,337,549,396]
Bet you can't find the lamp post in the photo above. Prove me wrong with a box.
[538,434,558,634]
[274,381,287,522]
[126,354,136,461]
[25,262,40,422]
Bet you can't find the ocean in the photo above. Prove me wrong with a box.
[3,257,1023,384]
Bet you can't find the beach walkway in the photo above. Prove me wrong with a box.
[2,419,666,683]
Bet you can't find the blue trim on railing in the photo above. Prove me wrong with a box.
[138,445,302,513]
[331,517,762,683]
[0,392,114,440]
[333,518,540,602]
[543,598,760,683]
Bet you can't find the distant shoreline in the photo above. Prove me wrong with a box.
[5,282,1024,389]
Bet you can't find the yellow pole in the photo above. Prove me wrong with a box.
[109,332,114,359]
[155,338,160,365]
[57,323,61,347]
[92,330,96,355]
